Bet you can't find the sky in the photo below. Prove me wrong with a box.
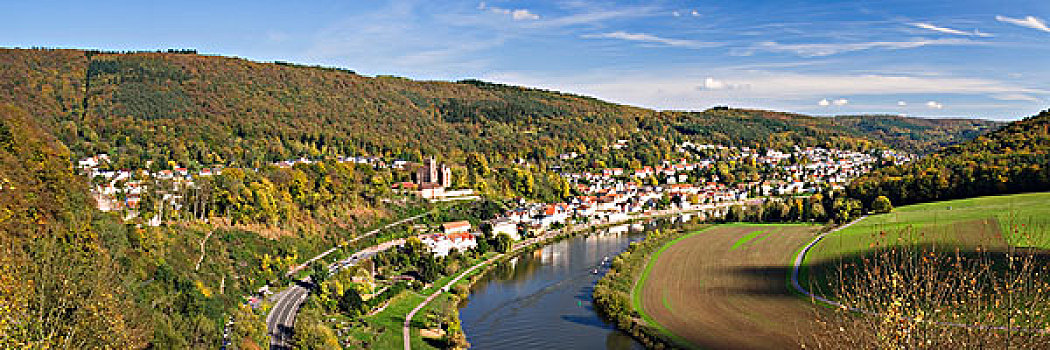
[3,0,1049,120]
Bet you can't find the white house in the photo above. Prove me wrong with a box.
[419,232,477,257]
[490,219,520,240]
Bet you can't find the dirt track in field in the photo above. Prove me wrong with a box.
[640,225,821,349]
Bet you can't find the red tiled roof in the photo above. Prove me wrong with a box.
[442,221,471,231]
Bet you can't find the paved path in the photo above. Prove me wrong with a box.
[790,216,866,307]
[265,279,311,349]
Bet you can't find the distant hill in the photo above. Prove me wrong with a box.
[0,48,999,171]
[849,109,1050,208]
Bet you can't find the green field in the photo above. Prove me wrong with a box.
[806,192,1050,266]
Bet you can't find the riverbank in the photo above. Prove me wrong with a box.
[592,225,707,349]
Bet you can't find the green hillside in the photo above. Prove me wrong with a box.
[849,109,1050,208]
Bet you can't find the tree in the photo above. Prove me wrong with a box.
[418,255,441,283]
[493,232,513,253]
[229,304,268,350]
[871,195,893,214]
[309,263,328,289]
[292,309,339,350]
[338,288,365,316]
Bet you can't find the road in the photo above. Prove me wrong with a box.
[267,212,429,350]
[285,212,431,277]
[265,279,312,349]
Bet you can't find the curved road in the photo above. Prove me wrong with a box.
[267,212,429,349]
[790,216,865,308]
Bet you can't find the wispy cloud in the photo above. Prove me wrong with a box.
[926,101,944,109]
[582,31,720,49]
[532,6,661,28]
[305,2,502,78]
[996,15,1050,33]
[478,2,539,21]
[910,22,992,37]
[482,69,1047,112]
[740,38,981,57]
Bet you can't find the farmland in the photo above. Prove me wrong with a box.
[803,192,1050,269]
[636,224,822,349]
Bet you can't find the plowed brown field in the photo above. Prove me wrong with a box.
[639,225,821,349]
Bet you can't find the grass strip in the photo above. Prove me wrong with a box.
[730,230,766,251]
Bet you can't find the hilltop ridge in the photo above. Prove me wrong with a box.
[1,48,1000,171]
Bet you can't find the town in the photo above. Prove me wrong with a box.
[75,141,910,257]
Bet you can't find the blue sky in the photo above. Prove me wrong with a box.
[3,0,1049,120]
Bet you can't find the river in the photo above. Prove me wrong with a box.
[458,217,690,349]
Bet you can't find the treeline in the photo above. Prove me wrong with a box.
[848,109,1050,209]
[721,192,868,225]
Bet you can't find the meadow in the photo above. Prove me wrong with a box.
[805,192,1050,267]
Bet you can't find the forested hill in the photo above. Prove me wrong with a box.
[0,104,150,348]
[1,48,999,170]
[849,109,1050,208]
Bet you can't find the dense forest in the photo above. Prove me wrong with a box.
[1,48,999,173]
[849,109,1050,208]
[0,105,149,348]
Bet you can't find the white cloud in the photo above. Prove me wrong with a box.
[833,98,849,106]
[702,77,726,90]
[691,10,700,17]
[672,11,681,17]
[741,38,980,57]
[697,77,749,91]
[897,101,907,106]
[993,93,1041,102]
[582,31,720,49]
[306,2,501,77]
[512,9,540,20]
[996,15,1050,33]
[910,22,993,37]
[926,101,944,109]
[478,2,540,21]
[818,98,830,106]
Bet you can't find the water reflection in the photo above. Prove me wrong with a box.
[458,215,691,349]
